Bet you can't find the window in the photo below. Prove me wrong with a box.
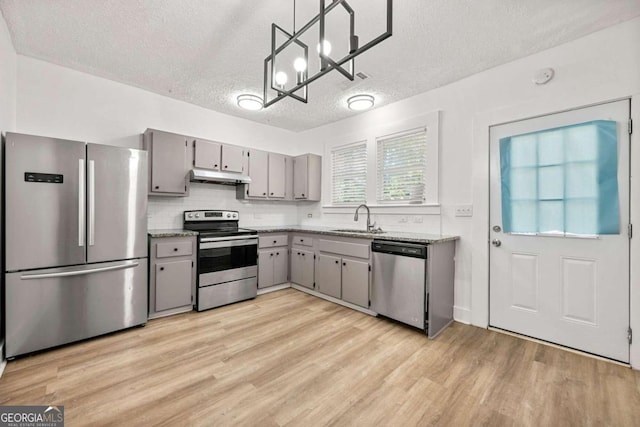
[331,142,367,204]
[376,128,427,203]
[499,120,620,235]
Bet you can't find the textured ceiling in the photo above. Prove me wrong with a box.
[1,0,639,132]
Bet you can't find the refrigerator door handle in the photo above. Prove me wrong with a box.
[88,159,96,246]
[20,261,140,280]
[78,159,85,247]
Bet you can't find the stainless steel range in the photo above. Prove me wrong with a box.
[184,210,258,311]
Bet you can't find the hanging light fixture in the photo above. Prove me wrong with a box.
[262,0,392,108]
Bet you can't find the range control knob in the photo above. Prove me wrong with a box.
[187,213,193,218]
[195,213,200,218]
[226,213,231,218]
[233,213,238,218]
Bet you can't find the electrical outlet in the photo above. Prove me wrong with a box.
[454,205,473,217]
[399,216,408,223]
[253,213,263,219]
[307,213,313,218]
[412,216,423,223]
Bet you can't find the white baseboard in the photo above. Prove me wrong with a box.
[453,306,471,324]
[291,284,378,316]
[257,283,292,295]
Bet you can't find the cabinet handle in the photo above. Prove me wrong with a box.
[343,262,346,266]
[270,192,274,195]
[297,252,300,255]
[273,240,277,244]
[302,253,305,257]
[263,193,266,196]
[302,193,305,197]
[160,267,165,271]
[270,253,273,257]
[276,252,279,255]
[300,239,304,242]
[174,248,178,252]
[155,185,159,189]
[335,260,339,264]
[214,164,218,168]
[224,165,228,169]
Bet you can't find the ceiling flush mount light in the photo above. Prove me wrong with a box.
[262,0,393,108]
[347,94,375,111]
[237,94,263,111]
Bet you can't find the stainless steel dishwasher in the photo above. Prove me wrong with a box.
[371,239,455,338]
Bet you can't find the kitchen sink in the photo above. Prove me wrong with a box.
[331,229,386,234]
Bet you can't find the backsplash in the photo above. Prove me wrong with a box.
[147,183,301,229]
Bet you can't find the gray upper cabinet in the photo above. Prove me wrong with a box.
[221,145,244,173]
[268,153,286,198]
[247,149,269,198]
[193,139,221,170]
[293,154,321,201]
[144,129,189,196]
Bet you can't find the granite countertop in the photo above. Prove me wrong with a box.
[148,229,199,238]
[246,225,458,244]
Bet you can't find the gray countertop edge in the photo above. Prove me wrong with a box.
[148,229,199,238]
[245,226,459,244]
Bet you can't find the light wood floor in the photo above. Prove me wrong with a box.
[1,288,639,426]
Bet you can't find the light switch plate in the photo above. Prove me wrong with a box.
[455,205,473,217]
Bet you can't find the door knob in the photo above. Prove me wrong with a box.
[492,239,502,247]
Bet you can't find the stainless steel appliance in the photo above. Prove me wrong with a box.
[183,210,258,311]
[371,240,453,338]
[4,133,148,358]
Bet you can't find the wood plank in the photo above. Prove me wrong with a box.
[0,288,638,426]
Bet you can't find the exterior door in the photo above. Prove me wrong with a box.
[5,133,86,271]
[489,100,630,362]
[87,144,148,263]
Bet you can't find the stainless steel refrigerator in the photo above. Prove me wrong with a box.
[4,133,148,358]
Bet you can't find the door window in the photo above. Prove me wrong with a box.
[499,120,620,236]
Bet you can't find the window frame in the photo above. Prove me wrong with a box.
[323,111,440,214]
[330,140,368,205]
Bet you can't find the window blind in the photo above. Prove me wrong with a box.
[332,142,367,204]
[376,128,427,203]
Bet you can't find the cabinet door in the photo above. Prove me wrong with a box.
[317,254,342,298]
[221,145,244,173]
[285,155,294,201]
[268,153,286,198]
[155,260,192,311]
[194,139,221,170]
[293,155,308,199]
[258,249,275,289]
[300,249,315,289]
[273,249,289,284]
[290,251,302,285]
[151,132,188,194]
[342,259,369,308]
[248,150,269,198]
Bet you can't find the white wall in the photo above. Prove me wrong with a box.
[0,8,16,376]
[15,56,315,229]
[297,17,640,340]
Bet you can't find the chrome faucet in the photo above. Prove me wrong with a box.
[354,204,381,233]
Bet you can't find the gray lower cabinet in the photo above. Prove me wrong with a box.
[258,248,289,288]
[291,249,314,289]
[149,236,197,318]
[317,254,342,298]
[341,259,370,307]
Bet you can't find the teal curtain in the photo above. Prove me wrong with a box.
[500,120,619,235]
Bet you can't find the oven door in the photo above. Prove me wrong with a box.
[198,236,258,286]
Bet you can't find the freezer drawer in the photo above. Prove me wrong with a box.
[5,259,148,358]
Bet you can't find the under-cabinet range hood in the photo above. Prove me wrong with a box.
[190,168,252,185]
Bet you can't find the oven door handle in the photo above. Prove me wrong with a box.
[200,235,258,243]
[200,239,258,249]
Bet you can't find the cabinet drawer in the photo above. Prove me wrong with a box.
[318,239,369,259]
[259,234,288,248]
[156,241,193,258]
[292,235,313,247]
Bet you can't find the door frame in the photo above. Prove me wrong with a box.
[471,93,639,368]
